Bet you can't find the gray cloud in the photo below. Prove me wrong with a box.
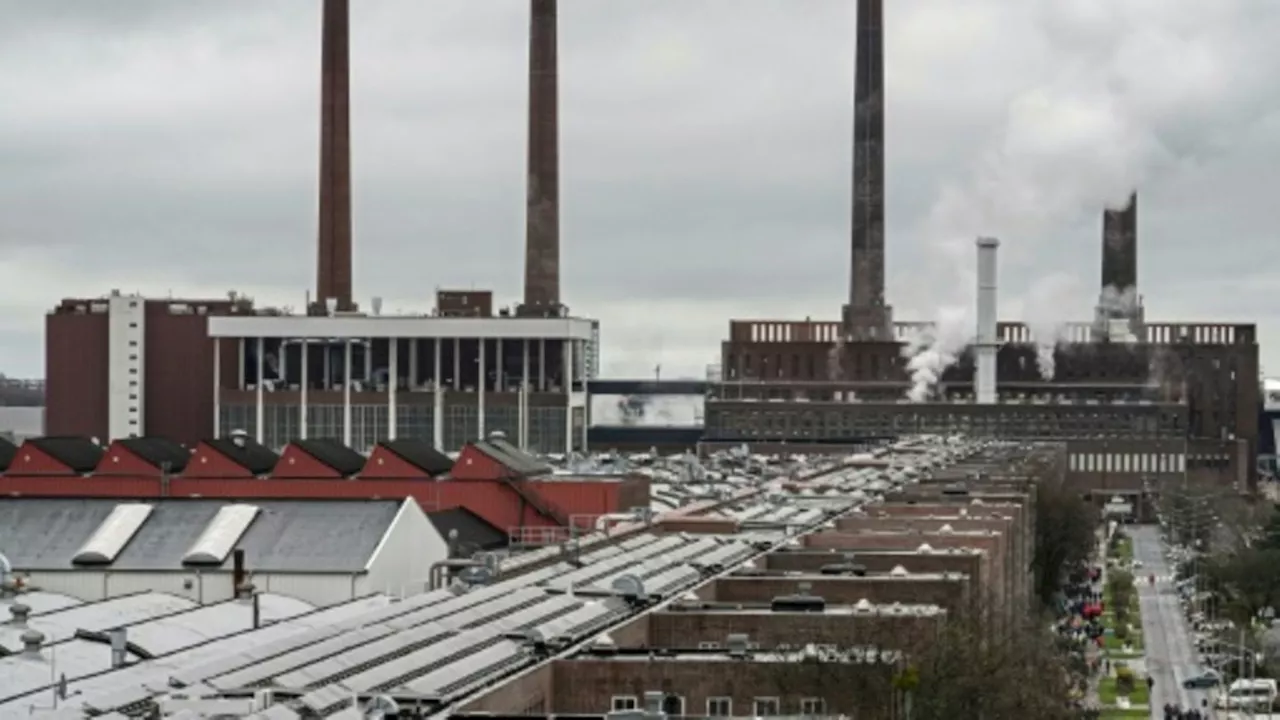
[0,0,1278,379]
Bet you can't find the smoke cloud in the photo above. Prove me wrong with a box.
[1021,272,1082,381]
[901,0,1277,400]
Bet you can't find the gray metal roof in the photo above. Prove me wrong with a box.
[20,531,778,718]
[0,592,197,653]
[0,593,314,704]
[0,591,83,616]
[0,499,404,573]
[0,595,388,712]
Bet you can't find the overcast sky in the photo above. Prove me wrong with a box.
[1,0,1278,380]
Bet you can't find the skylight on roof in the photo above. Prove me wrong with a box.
[72,503,154,565]
[183,504,261,565]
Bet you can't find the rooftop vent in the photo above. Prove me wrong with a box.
[611,574,647,602]
[21,628,44,657]
[771,594,826,613]
[853,598,875,614]
[9,603,30,627]
[726,633,751,657]
[889,565,910,577]
[588,633,617,655]
[917,543,934,553]
[939,523,954,534]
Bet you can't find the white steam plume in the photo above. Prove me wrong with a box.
[903,306,971,402]
[1022,272,1082,381]
[901,0,1278,400]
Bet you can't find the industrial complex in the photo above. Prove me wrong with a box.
[2,0,1271,717]
[0,436,1055,718]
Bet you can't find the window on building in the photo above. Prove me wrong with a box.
[611,696,638,712]
[801,697,826,715]
[753,697,781,716]
[698,641,720,649]
[707,697,732,716]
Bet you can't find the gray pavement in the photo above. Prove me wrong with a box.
[1132,525,1215,716]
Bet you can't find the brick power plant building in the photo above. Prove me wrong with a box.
[702,0,1259,507]
[42,0,1257,509]
[44,0,599,456]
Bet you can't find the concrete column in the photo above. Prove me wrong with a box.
[323,344,331,391]
[388,337,398,440]
[300,340,309,440]
[363,337,372,385]
[409,339,419,389]
[477,338,486,439]
[538,338,546,391]
[521,339,531,450]
[453,337,461,391]
[278,340,287,385]
[496,338,504,391]
[563,338,573,454]
[255,337,265,445]
[343,339,353,447]
[433,337,444,449]
[212,337,221,437]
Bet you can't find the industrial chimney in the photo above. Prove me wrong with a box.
[518,0,562,318]
[312,0,355,315]
[842,0,893,342]
[974,237,1000,405]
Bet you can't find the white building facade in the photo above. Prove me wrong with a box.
[208,314,595,454]
[106,292,146,440]
[3,498,447,608]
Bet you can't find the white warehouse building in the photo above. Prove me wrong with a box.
[0,497,466,607]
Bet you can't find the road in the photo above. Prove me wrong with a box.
[1131,525,1214,716]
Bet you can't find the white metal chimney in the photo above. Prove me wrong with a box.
[974,237,1000,404]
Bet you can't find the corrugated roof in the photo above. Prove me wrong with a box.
[27,436,103,473]
[0,591,83,616]
[76,594,314,657]
[291,439,364,476]
[204,437,278,475]
[0,592,196,653]
[0,595,381,708]
[0,499,404,573]
[473,439,550,477]
[116,437,190,473]
[378,439,452,476]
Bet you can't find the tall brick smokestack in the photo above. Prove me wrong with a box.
[1094,191,1143,340]
[519,0,562,318]
[1101,192,1137,294]
[842,0,892,341]
[314,0,354,314]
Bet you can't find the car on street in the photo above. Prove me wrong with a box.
[1182,669,1223,689]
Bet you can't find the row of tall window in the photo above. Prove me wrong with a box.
[610,694,825,716]
[218,404,580,454]
[1068,452,1187,474]
[705,407,1182,441]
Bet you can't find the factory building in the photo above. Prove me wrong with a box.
[212,290,596,455]
[44,294,236,446]
[0,433,649,545]
[0,497,466,606]
[43,0,582,457]
[704,0,1259,503]
[0,437,1064,718]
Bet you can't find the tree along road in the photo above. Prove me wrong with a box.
[1132,525,1213,716]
